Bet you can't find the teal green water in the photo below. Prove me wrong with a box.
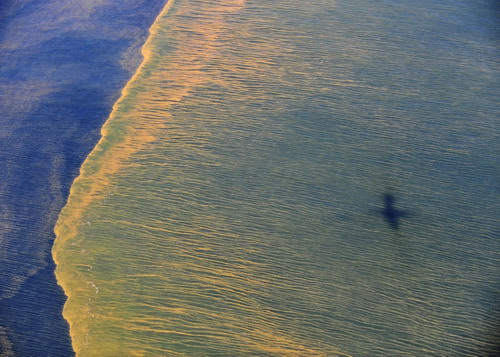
[54,0,499,355]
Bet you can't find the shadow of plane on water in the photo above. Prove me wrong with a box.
[381,192,410,231]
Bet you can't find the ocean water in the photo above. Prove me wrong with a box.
[0,1,166,355]
[53,0,499,355]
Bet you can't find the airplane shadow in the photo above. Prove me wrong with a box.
[380,192,412,231]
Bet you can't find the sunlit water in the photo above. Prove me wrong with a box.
[54,0,499,355]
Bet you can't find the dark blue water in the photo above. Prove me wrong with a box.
[0,1,166,355]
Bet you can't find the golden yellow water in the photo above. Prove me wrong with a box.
[52,0,499,355]
[52,0,348,355]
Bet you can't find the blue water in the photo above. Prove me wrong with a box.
[0,1,166,355]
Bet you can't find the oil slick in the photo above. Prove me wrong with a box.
[50,0,499,355]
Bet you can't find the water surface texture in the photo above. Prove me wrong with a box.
[54,0,499,355]
[0,1,166,355]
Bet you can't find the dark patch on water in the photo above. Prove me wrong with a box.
[381,192,410,231]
